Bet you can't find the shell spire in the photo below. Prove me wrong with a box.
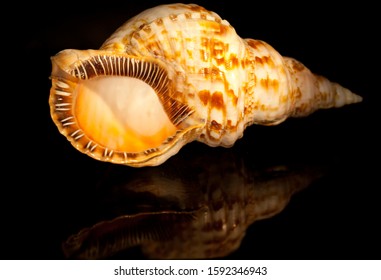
[284,57,362,117]
[242,39,362,126]
[49,3,363,167]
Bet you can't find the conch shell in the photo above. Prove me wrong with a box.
[49,3,362,167]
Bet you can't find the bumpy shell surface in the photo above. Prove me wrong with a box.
[49,3,362,167]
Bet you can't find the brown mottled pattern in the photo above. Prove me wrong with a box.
[100,3,360,140]
[50,3,362,167]
[198,90,210,106]
[99,4,249,147]
[210,91,224,110]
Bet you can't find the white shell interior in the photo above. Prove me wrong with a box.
[74,76,177,152]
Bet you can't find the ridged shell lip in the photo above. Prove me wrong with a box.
[49,50,198,167]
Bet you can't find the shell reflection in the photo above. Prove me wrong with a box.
[62,148,324,259]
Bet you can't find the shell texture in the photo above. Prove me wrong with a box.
[49,3,362,167]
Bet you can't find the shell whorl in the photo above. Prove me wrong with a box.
[243,38,362,126]
[49,3,362,167]
[100,3,248,147]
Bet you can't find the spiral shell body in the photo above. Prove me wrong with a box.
[49,3,362,167]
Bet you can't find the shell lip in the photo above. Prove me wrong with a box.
[49,49,202,167]
[49,73,203,166]
[73,124,204,168]
[105,124,204,167]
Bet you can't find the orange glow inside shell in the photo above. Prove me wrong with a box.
[74,76,177,153]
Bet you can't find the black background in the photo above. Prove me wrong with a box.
[5,0,379,260]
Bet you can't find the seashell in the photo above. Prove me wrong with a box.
[62,147,325,259]
[49,3,362,167]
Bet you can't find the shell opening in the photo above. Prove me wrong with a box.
[74,76,177,153]
[50,50,196,166]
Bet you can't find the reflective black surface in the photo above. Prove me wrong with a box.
[61,147,326,259]
[8,0,380,260]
